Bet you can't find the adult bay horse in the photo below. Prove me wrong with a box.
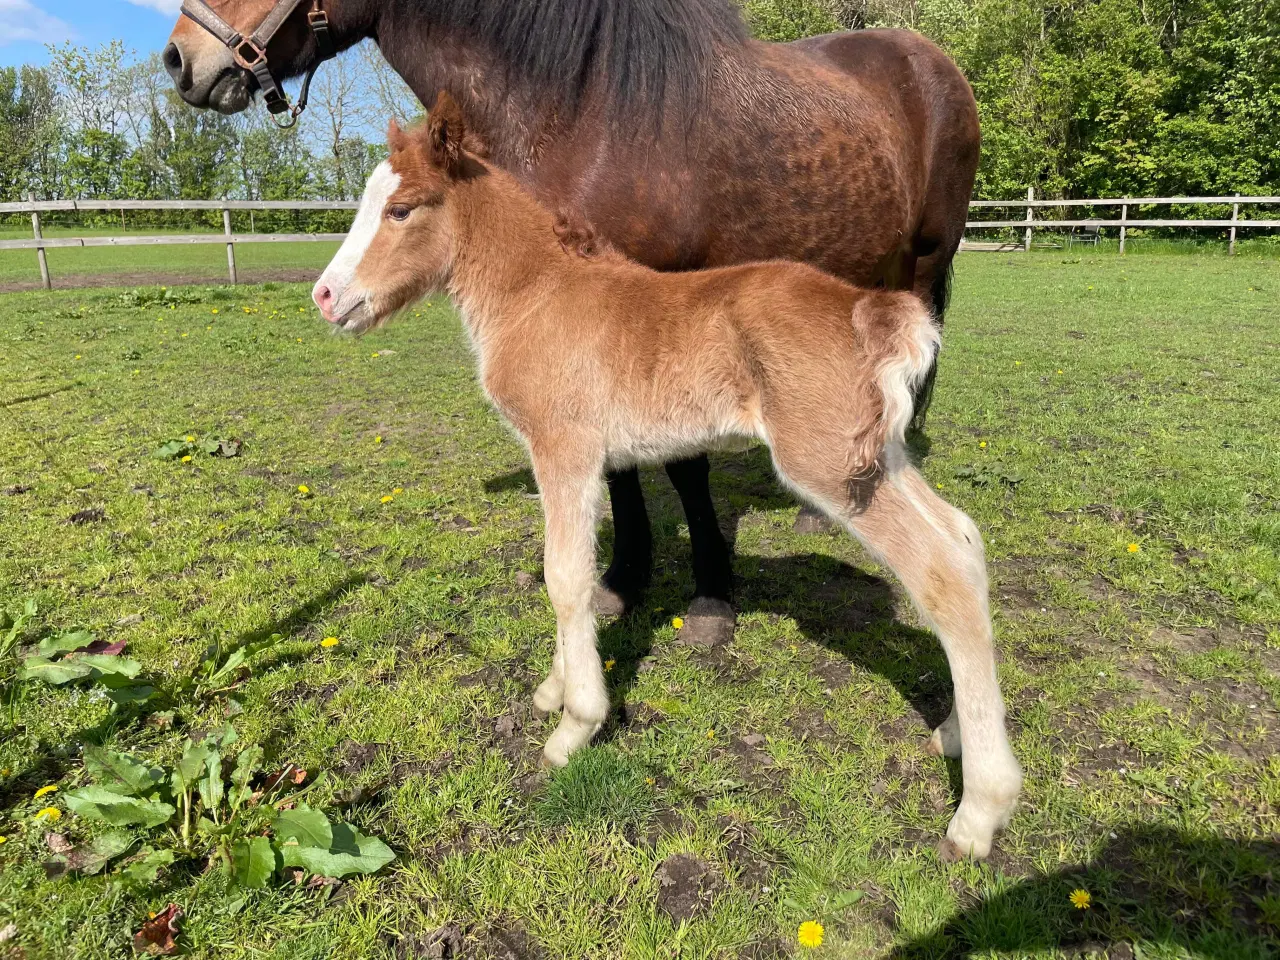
[162,0,980,644]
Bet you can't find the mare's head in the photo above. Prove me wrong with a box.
[164,0,344,114]
[313,92,472,334]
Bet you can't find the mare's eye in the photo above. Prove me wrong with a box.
[387,204,412,221]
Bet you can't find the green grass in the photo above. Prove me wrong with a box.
[0,240,341,285]
[0,253,1277,958]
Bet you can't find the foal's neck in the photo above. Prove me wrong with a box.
[446,169,566,334]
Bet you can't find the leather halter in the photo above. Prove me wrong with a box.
[180,0,335,127]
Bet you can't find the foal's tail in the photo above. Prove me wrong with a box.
[850,292,941,475]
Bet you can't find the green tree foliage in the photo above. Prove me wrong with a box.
[3,9,1276,209]
[795,0,1280,199]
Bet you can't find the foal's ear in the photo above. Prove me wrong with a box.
[427,90,466,176]
[387,118,407,154]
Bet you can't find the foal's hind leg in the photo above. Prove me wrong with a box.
[837,466,1021,857]
[774,446,1021,858]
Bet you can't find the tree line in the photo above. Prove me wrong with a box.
[2,0,1277,222]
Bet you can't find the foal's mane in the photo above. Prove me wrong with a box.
[392,0,749,116]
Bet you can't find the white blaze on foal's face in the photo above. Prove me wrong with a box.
[313,107,468,333]
[312,162,401,333]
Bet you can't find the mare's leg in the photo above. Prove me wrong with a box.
[665,455,735,643]
[597,468,651,615]
[776,449,1021,858]
[535,453,610,766]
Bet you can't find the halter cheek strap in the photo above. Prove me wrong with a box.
[180,0,335,127]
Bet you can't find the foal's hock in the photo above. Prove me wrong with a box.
[314,93,1022,859]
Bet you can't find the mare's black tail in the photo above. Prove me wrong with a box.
[909,261,953,432]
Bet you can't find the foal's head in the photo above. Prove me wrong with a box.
[313,92,473,334]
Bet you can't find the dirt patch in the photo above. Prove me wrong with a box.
[478,922,544,960]
[691,645,762,684]
[655,853,723,922]
[336,741,383,777]
[738,939,793,959]
[0,268,321,294]
[392,921,466,960]
[718,816,777,894]
[785,707,838,744]
[457,664,506,690]
[67,507,106,525]
[640,808,691,849]
[617,701,665,732]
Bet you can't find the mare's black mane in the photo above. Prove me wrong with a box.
[391,0,749,115]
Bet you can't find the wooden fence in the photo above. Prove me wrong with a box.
[962,191,1280,254]
[2,193,1278,289]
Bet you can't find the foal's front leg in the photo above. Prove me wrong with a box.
[533,454,610,767]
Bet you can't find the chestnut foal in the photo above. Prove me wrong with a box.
[314,95,1021,858]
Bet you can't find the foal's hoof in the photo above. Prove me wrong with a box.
[793,507,836,535]
[675,597,736,648]
[593,584,630,617]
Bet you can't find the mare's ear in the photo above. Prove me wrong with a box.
[387,118,407,154]
[427,90,466,176]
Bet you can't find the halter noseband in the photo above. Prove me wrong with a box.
[180,0,335,127]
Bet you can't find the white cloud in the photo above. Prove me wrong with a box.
[0,0,73,45]
[124,0,184,13]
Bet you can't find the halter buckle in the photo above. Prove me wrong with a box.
[233,37,267,70]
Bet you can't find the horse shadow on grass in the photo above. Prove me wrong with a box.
[886,824,1280,959]
[483,446,955,743]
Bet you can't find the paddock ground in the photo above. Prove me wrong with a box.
[0,253,1277,958]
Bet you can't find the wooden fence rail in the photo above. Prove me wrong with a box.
[4,194,1279,290]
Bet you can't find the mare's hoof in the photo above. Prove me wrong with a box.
[593,584,630,617]
[793,507,836,535]
[676,597,735,648]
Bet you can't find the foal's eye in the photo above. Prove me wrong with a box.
[387,204,412,221]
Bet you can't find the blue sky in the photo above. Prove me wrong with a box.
[0,0,181,67]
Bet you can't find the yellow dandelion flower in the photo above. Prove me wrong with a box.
[935,483,944,490]
[381,495,394,504]
[0,835,7,844]
[297,484,310,495]
[34,807,61,822]
[706,729,716,740]
[374,436,383,444]
[321,637,340,648]
[604,659,616,672]
[393,487,403,495]
[797,921,824,949]
[33,785,57,799]
[1015,360,1023,366]
[181,455,192,463]
[185,435,195,443]
[1069,888,1091,910]
[1057,369,1064,375]
[979,441,988,449]
[645,777,655,785]
[297,338,303,343]
[1127,542,1140,553]
[211,309,218,314]
[672,616,684,630]
[74,354,82,360]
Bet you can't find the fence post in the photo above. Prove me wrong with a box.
[1119,198,1128,255]
[223,207,237,285]
[1229,193,1239,256]
[1023,186,1034,252]
[29,191,51,290]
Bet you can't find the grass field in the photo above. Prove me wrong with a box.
[0,239,341,287]
[0,253,1277,959]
